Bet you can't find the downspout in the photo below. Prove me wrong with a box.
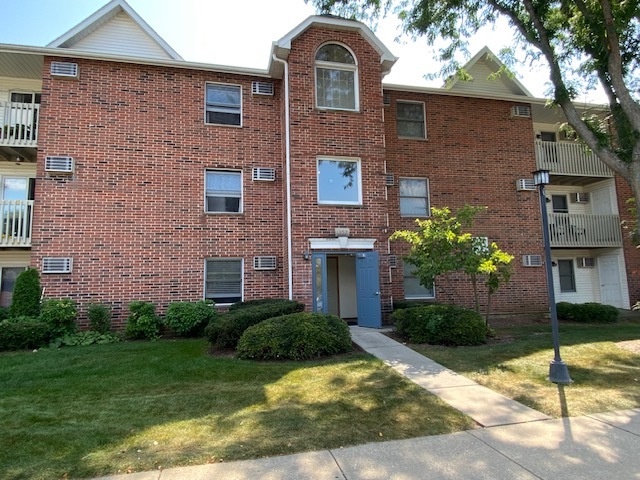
[272,54,293,300]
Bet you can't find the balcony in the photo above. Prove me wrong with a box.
[0,102,39,147]
[535,140,613,178]
[549,213,622,248]
[0,200,33,247]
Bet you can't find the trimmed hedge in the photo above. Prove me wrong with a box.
[391,304,486,346]
[556,302,619,323]
[10,268,41,318]
[206,300,304,349]
[125,301,161,340]
[165,301,217,337]
[228,298,289,311]
[0,320,51,351]
[237,312,352,360]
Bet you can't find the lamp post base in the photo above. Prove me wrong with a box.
[548,360,572,384]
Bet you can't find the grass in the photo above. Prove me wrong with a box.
[409,320,640,418]
[0,339,474,480]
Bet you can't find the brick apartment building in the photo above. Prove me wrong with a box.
[0,0,637,327]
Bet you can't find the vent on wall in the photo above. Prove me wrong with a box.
[511,105,531,118]
[522,254,543,267]
[45,156,74,173]
[252,167,276,181]
[570,192,590,203]
[253,256,277,270]
[251,81,274,96]
[50,61,78,78]
[42,257,73,273]
[389,255,397,268]
[516,179,536,191]
[385,173,395,186]
[578,257,595,268]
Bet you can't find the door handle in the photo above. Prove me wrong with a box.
[375,291,380,295]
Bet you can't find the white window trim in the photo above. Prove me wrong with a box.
[204,82,243,127]
[396,100,426,139]
[204,258,244,306]
[315,42,359,112]
[316,156,363,206]
[399,177,430,218]
[204,169,243,214]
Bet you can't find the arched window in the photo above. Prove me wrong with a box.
[315,43,358,111]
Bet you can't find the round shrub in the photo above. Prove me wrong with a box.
[39,299,78,339]
[87,303,112,334]
[125,301,161,340]
[236,312,352,360]
[9,268,41,318]
[391,304,486,346]
[165,300,217,337]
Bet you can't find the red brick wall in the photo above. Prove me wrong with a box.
[615,177,640,306]
[35,57,287,327]
[384,90,550,313]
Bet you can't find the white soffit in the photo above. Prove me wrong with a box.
[46,0,182,61]
[309,238,377,250]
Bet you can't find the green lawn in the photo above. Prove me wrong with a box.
[410,321,640,418]
[0,339,474,480]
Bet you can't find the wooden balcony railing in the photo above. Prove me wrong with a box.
[0,102,39,147]
[0,200,33,247]
[549,213,622,247]
[535,140,613,177]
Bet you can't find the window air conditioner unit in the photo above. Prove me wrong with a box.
[251,81,274,96]
[578,257,595,268]
[45,156,74,173]
[42,257,73,274]
[385,173,395,186]
[388,255,397,268]
[570,192,590,203]
[516,179,536,191]
[383,93,391,106]
[50,61,79,78]
[511,105,531,118]
[522,255,543,267]
[252,167,275,181]
[253,256,277,270]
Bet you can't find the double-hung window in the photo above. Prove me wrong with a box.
[403,263,435,299]
[397,101,425,138]
[315,43,358,111]
[317,157,362,205]
[400,178,429,217]
[205,83,241,126]
[205,170,242,213]
[205,259,242,304]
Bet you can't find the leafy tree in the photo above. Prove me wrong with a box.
[390,205,513,324]
[310,0,640,238]
[9,268,41,318]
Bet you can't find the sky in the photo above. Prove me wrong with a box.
[0,0,598,101]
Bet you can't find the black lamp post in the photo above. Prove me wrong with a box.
[533,169,572,384]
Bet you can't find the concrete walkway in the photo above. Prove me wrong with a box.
[92,328,640,480]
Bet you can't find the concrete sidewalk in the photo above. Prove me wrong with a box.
[92,328,640,480]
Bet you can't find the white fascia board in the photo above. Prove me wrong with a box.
[309,238,377,250]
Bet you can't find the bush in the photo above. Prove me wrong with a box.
[50,330,121,348]
[228,298,285,311]
[0,320,51,351]
[0,307,8,321]
[125,301,161,340]
[556,302,619,323]
[87,303,111,334]
[165,300,217,337]
[9,268,41,318]
[237,312,352,360]
[39,299,78,339]
[391,304,486,346]
[206,299,304,349]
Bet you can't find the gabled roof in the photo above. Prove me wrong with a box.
[271,15,397,77]
[47,0,182,61]
[446,46,533,97]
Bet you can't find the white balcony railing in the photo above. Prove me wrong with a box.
[0,102,39,147]
[0,200,33,247]
[549,213,622,247]
[535,140,613,177]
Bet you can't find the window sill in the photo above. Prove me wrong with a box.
[205,211,244,215]
[315,107,360,113]
[204,122,243,128]
[398,136,428,141]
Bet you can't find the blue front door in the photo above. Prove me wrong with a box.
[355,251,381,328]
